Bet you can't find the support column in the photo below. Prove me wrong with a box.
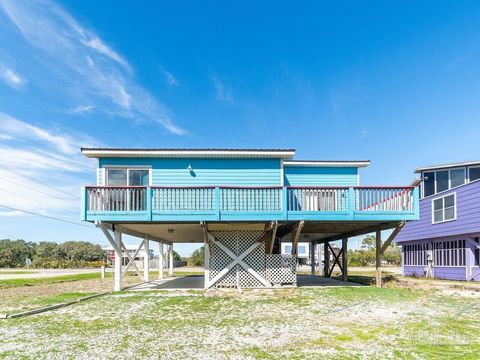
[143,236,149,282]
[342,238,348,282]
[316,240,322,275]
[376,230,382,287]
[168,243,174,277]
[114,230,122,291]
[158,241,164,279]
[324,241,330,278]
[310,241,316,275]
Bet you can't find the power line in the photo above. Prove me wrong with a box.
[0,175,77,202]
[0,229,16,239]
[0,188,79,215]
[0,164,80,200]
[0,204,95,229]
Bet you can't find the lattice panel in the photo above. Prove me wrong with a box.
[266,254,297,285]
[208,230,266,288]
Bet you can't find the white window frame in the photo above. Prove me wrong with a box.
[103,166,152,186]
[431,192,457,224]
[422,167,466,198]
[468,165,480,183]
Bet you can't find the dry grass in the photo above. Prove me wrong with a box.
[1,286,480,359]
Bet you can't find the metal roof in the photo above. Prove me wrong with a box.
[81,148,296,159]
[283,160,370,168]
[415,160,480,173]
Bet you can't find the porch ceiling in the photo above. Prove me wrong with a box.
[110,220,400,244]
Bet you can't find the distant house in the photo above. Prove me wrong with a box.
[281,242,339,266]
[396,161,480,281]
[103,245,153,266]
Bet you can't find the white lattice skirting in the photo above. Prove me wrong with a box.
[206,230,296,289]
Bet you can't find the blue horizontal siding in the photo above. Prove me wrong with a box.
[99,158,282,186]
[284,166,358,186]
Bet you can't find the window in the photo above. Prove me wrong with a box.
[423,172,435,197]
[450,169,465,187]
[129,170,149,186]
[298,246,306,254]
[106,168,150,186]
[470,167,480,182]
[107,169,127,186]
[433,240,465,266]
[403,243,428,266]
[422,168,466,198]
[432,193,456,224]
[284,245,292,253]
[436,171,449,193]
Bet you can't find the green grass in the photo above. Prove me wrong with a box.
[0,272,106,290]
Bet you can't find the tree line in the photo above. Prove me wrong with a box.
[0,239,105,268]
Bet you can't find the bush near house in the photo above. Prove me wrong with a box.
[0,239,105,268]
[348,234,401,266]
[187,246,204,266]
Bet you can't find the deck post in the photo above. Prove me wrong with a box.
[143,235,149,282]
[316,240,322,275]
[114,230,122,291]
[158,241,164,279]
[168,243,174,277]
[342,238,348,282]
[324,241,330,278]
[310,241,316,275]
[376,230,382,287]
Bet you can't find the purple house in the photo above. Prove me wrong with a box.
[396,161,480,281]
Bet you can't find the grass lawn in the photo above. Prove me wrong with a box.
[0,269,201,314]
[1,286,480,359]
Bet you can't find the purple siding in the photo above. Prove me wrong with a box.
[396,180,480,242]
[432,267,467,281]
[403,266,426,277]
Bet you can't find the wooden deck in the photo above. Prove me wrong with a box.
[81,185,419,222]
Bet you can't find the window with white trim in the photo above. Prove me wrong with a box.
[432,193,456,224]
[469,166,480,182]
[422,168,465,198]
[105,168,150,186]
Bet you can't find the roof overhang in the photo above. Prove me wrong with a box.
[415,160,480,173]
[81,148,296,159]
[283,160,370,168]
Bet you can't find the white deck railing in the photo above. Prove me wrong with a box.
[84,185,417,215]
[287,187,349,211]
[152,186,215,211]
[355,187,414,212]
[220,186,282,212]
[86,186,147,211]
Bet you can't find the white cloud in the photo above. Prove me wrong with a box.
[0,64,24,88]
[0,210,23,217]
[68,104,95,114]
[0,114,97,215]
[0,133,12,140]
[0,112,79,154]
[0,0,186,135]
[210,76,235,104]
[161,67,179,87]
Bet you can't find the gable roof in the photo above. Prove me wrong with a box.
[81,148,296,159]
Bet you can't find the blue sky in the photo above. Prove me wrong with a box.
[1,0,480,255]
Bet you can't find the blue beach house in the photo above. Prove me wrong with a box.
[80,148,419,290]
[397,160,480,281]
